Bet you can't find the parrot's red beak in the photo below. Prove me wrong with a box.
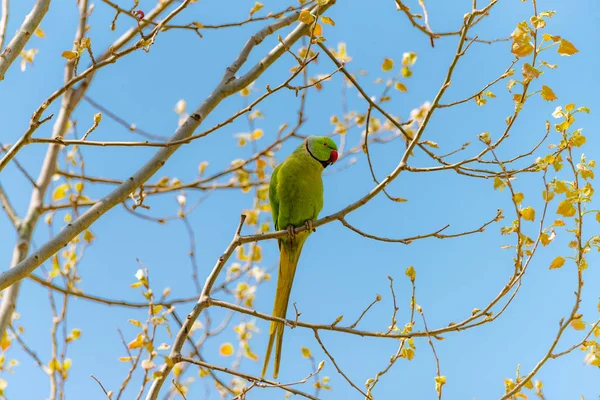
[329,150,338,164]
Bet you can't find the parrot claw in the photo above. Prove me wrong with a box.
[286,225,296,239]
[304,220,315,233]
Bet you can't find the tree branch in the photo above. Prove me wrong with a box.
[0,0,8,51]
[0,182,19,228]
[0,0,49,80]
[0,0,94,340]
[0,0,177,174]
[175,355,318,400]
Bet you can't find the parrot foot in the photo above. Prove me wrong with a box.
[304,220,315,233]
[286,225,296,239]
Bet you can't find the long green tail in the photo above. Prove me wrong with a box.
[262,236,306,379]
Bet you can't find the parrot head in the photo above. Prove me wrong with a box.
[306,136,338,168]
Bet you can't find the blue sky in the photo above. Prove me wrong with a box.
[1,0,599,399]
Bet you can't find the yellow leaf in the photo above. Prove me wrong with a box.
[93,112,102,124]
[62,50,79,60]
[128,333,145,350]
[312,23,322,36]
[570,318,585,331]
[522,63,540,80]
[0,334,10,351]
[558,39,579,56]
[511,39,534,58]
[475,95,487,107]
[119,357,133,362]
[320,16,335,26]
[301,347,312,358]
[128,319,143,328]
[35,27,45,38]
[493,177,506,191]
[381,58,394,72]
[79,37,91,49]
[521,206,535,221]
[556,200,575,217]
[540,85,557,101]
[542,190,554,202]
[553,219,565,226]
[173,364,182,377]
[401,347,414,360]
[219,343,234,357]
[554,180,569,194]
[542,33,561,43]
[249,2,263,17]
[244,343,259,361]
[198,161,209,175]
[394,82,407,92]
[48,358,61,373]
[405,266,416,282]
[298,9,314,24]
[402,52,418,66]
[435,375,446,393]
[540,233,551,246]
[152,304,163,315]
[240,85,251,96]
[513,192,524,204]
[251,129,263,140]
[549,256,565,270]
[52,184,70,201]
[83,229,96,243]
[252,245,262,262]
[570,132,586,147]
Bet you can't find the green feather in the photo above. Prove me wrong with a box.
[261,136,337,379]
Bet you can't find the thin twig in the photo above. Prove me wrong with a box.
[313,329,371,399]
[91,375,111,399]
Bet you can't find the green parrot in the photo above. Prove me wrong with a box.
[261,136,339,379]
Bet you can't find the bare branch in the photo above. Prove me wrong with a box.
[419,307,443,399]
[0,0,8,51]
[437,59,517,108]
[175,355,318,400]
[0,0,50,80]
[91,375,112,399]
[83,96,167,140]
[348,295,381,329]
[313,329,371,399]
[0,0,92,340]
[0,1,335,295]
[0,0,177,173]
[0,183,19,228]
[340,209,500,244]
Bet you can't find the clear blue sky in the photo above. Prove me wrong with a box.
[1,0,599,399]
